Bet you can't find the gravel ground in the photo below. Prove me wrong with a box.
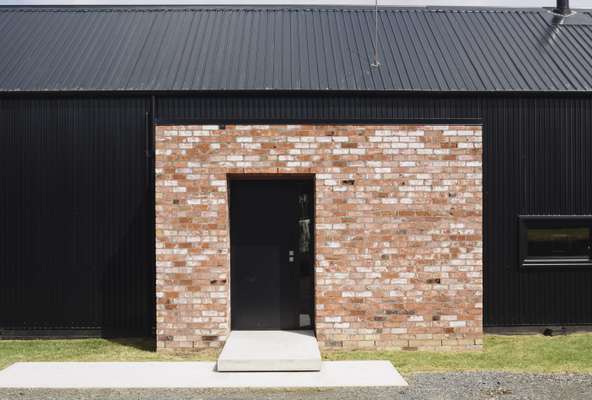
[0,372,590,400]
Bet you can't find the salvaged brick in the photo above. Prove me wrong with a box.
[155,124,483,352]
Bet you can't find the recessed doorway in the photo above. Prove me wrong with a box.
[229,177,315,331]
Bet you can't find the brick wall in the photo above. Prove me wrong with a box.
[155,124,483,351]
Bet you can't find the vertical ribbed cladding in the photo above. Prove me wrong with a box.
[515,97,584,325]
[477,95,592,327]
[0,95,154,337]
[1,92,591,335]
[0,98,11,332]
[155,93,482,122]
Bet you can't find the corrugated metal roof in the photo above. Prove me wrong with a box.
[0,6,592,92]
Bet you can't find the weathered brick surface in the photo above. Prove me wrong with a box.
[155,124,483,351]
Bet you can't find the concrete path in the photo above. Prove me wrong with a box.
[1,372,590,400]
[217,330,321,371]
[0,361,407,389]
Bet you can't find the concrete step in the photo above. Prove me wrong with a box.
[217,330,322,372]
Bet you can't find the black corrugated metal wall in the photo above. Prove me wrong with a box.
[0,96,154,337]
[483,96,592,326]
[1,93,591,337]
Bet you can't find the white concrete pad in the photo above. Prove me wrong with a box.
[217,330,321,372]
[0,361,407,388]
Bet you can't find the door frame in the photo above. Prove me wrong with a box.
[227,174,316,332]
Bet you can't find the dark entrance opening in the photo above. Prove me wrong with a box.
[229,177,315,331]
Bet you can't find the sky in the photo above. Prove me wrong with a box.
[0,0,589,8]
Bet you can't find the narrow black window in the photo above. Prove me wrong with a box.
[519,216,592,267]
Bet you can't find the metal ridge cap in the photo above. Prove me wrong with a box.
[1,5,586,14]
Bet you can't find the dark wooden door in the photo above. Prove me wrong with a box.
[230,179,312,330]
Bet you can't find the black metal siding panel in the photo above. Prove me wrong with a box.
[1,6,592,92]
[155,93,482,122]
[515,97,592,325]
[0,96,154,336]
[1,92,591,335]
[156,93,592,327]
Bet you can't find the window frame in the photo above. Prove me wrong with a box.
[518,215,592,268]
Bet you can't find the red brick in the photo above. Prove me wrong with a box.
[155,124,483,351]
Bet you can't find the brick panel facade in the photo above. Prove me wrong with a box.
[155,124,483,351]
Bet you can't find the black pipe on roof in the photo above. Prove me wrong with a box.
[554,0,571,15]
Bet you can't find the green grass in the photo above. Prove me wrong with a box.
[1,334,592,374]
[325,334,592,374]
[0,338,217,371]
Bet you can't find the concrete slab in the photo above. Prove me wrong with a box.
[0,361,407,388]
[217,330,321,372]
